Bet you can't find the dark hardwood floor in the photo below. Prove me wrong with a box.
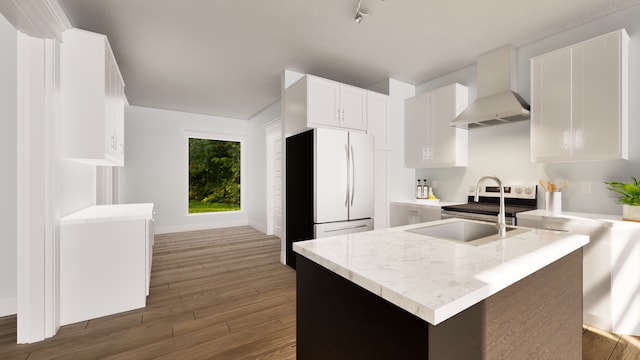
[0,226,296,359]
[0,225,638,359]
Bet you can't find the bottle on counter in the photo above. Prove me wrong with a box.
[416,179,423,199]
[422,179,428,199]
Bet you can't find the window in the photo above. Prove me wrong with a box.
[187,135,242,214]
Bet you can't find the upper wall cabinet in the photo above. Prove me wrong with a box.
[367,90,391,150]
[530,29,629,162]
[285,75,383,136]
[61,28,126,166]
[404,83,469,168]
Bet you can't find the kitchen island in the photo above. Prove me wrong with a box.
[293,218,589,359]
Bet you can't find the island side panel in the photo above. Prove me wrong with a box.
[428,249,583,359]
[296,255,429,359]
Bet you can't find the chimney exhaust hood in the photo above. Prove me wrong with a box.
[451,45,530,129]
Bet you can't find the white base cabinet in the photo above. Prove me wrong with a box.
[390,202,442,227]
[530,29,628,162]
[60,204,154,325]
[517,210,640,335]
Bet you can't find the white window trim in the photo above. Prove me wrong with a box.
[183,130,246,216]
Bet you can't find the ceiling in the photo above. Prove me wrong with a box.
[58,0,640,120]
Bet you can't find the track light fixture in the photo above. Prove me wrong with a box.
[354,0,369,23]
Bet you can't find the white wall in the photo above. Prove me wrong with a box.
[247,101,281,233]
[57,160,96,217]
[413,5,640,215]
[0,13,17,316]
[120,105,250,234]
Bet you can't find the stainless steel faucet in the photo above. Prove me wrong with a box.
[475,176,506,237]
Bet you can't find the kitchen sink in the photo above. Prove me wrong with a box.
[407,220,521,243]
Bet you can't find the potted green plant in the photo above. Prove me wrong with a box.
[604,177,640,222]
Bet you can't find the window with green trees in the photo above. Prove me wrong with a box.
[188,137,241,213]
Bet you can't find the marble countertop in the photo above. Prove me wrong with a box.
[517,209,640,228]
[391,200,464,207]
[293,218,589,326]
[60,203,154,224]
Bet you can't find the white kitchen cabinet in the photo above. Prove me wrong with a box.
[530,29,628,162]
[370,93,390,229]
[390,202,442,227]
[374,150,390,229]
[285,75,367,135]
[60,204,154,325]
[517,210,640,335]
[61,28,126,166]
[367,91,391,150]
[404,83,468,168]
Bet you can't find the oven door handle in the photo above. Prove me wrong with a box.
[441,210,516,225]
[441,211,489,222]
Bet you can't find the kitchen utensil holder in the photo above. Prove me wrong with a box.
[545,192,562,215]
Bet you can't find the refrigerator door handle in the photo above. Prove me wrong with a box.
[350,144,355,207]
[344,144,349,208]
[324,224,369,233]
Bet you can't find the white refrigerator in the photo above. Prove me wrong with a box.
[286,128,374,268]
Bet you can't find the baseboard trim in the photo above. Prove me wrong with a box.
[248,220,267,235]
[0,297,17,317]
[155,220,249,235]
[584,313,612,333]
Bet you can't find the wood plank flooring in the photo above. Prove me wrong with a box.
[0,226,296,359]
[583,325,640,360]
[0,225,639,359]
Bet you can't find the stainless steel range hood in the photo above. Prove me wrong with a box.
[451,45,530,129]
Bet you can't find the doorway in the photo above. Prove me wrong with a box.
[264,118,282,238]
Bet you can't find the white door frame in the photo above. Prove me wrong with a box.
[5,0,70,343]
[16,32,60,343]
[263,117,282,236]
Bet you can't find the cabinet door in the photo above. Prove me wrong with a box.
[405,84,468,168]
[374,150,389,229]
[367,91,390,150]
[390,204,410,227]
[340,84,367,131]
[572,32,623,160]
[430,85,456,166]
[530,48,572,161]
[60,220,146,325]
[418,207,442,222]
[348,132,374,220]
[308,76,340,128]
[104,57,118,162]
[61,29,125,166]
[404,94,429,168]
[112,62,125,164]
[116,87,125,163]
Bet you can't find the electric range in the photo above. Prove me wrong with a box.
[441,185,537,225]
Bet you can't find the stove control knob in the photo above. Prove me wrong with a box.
[515,187,523,194]
[524,187,533,195]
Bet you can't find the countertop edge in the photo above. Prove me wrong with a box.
[293,227,589,326]
[60,203,155,224]
[391,200,464,208]
[517,209,640,227]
